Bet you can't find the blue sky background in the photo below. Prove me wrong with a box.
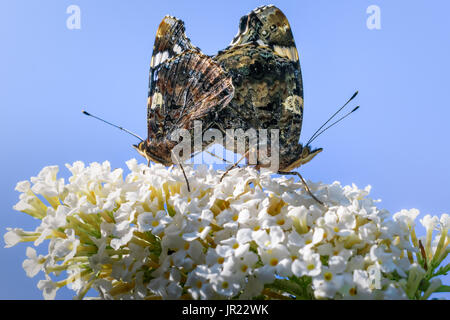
[1,0,449,299]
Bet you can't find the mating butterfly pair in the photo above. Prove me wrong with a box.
[86,5,358,204]
[135,6,324,175]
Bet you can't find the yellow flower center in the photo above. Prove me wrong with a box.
[324,272,333,281]
[267,197,286,216]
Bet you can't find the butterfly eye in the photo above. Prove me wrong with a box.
[270,24,277,31]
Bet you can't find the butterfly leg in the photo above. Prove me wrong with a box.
[171,153,191,192]
[278,171,325,207]
[205,150,233,164]
[220,149,249,182]
[199,121,235,165]
[178,162,191,192]
[210,121,245,168]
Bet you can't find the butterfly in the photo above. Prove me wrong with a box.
[133,16,235,170]
[210,5,324,171]
[210,6,358,205]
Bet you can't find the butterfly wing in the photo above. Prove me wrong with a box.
[147,16,234,142]
[149,15,200,70]
[148,15,198,140]
[229,5,303,121]
[150,51,234,139]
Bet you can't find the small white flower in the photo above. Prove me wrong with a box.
[13,181,48,219]
[253,226,285,249]
[30,166,65,201]
[312,227,325,244]
[312,268,344,299]
[316,209,354,238]
[37,275,58,300]
[171,239,204,271]
[137,210,172,235]
[393,209,420,230]
[148,272,183,299]
[222,251,258,277]
[49,229,79,263]
[439,213,449,232]
[258,243,292,278]
[22,247,46,278]
[328,255,347,274]
[4,228,39,248]
[185,266,216,300]
[219,237,251,258]
[109,223,136,250]
[292,249,322,277]
[34,206,73,246]
[182,209,213,241]
[287,206,309,234]
[239,275,265,299]
[421,214,439,232]
[370,245,406,277]
[287,229,314,251]
[209,272,243,297]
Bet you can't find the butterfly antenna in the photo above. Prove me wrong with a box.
[82,110,144,142]
[306,91,358,147]
[306,106,360,145]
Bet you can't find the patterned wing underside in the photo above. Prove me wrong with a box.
[225,5,304,141]
[149,15,199,70]
[147,16,234,141]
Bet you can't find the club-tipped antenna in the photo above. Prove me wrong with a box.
[306,106,360,145]
[306,91,358,146]
[82,109,144,142]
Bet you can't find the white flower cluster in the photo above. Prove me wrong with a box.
[4,160,449,300]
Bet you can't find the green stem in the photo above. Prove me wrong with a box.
[265,279,312,299]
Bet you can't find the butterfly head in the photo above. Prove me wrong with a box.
[133,140,173,166]
[281,144,323,171]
